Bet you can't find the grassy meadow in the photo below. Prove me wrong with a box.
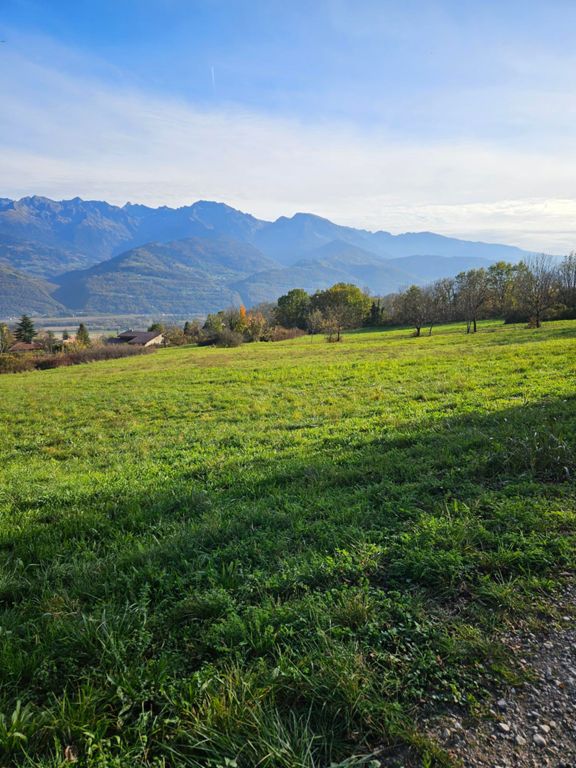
[0,320,575,767]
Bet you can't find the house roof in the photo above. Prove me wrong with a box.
[109,330,163,345]
[8,341,44,351]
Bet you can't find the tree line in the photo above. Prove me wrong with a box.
[0,318,91,353]
[143,253,576,345]
[387,254,575,336]
[2,253,575,363]
[268,253,576,338]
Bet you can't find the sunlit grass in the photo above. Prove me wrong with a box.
[0,320,575,766]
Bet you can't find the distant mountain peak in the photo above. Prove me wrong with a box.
[0,194,545,318]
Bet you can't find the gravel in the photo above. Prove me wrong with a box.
[378,584,576,767]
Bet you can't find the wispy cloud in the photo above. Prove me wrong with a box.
[0,37,575,252]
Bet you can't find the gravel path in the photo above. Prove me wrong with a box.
[379,584,576,767]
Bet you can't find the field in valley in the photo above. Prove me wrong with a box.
[0,321,575,767]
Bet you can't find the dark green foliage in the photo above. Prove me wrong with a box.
[275,288,311,329]
[14,314,36,343]
[76,323,91,347]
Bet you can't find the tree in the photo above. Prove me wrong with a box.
[14,315,36,343]
[311,283,371,340]
[251,302,278,324]
[275,288,311,329]
[486,261,517,318]
[245,311,268,341]
[183,320,202,342]
[430,277,457,326]
[306,308,325,336]
[163,325,188,346]
[513,255,558,328]
[76,323,91,347]
[367,299,385,326]
[558,252,576,311]
[0,323,14,352]
[203,312,226,338]
[38,330,57,353]
[394,285,429,336]
[148,322,165,333]
[455,269,489,333]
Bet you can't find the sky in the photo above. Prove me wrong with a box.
[1,0,576,251]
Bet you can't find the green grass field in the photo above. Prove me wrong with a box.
[1,321,575,767]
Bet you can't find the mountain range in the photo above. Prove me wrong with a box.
[0,196,539,318]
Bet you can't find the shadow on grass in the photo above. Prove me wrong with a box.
[0,396,575,766]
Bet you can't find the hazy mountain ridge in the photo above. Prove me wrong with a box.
[0,196,540,317]
[53,237,275,314]
[0,264,66,316]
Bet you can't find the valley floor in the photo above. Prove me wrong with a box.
[0,320,575,767]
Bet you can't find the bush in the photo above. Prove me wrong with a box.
[0,345,157,374]
[39,345,156,369]
[215,329,244,348]
[266,326,306,342]
[0,354,36,373]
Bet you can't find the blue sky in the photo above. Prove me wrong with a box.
[1,0,576,250]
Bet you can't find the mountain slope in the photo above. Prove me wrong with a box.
[250,212,535,265]
[54,237,277,314]
[234,240,417,305]
[370,230,532,262]
[251,213,375,264]
[0,235,93,279]
[0,196,545,316]
[386,254,497,282]
[0,265,65,317]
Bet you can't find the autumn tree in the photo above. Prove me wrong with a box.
[244,311,267,341]
[430,277,457,326]
[38,330,57,353]
[203,312,226,338]
[163,326,188,346]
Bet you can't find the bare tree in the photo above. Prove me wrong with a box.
[558,252,576,311]
[429,278,457,330]
[455,269,489,333]
[513,255,558,328]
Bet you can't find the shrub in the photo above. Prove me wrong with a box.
[215,329,244,348]
[266,326,306,342]
[0,354,36,373]
[0,345,157,373]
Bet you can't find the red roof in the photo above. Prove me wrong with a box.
[8,342,44,352]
